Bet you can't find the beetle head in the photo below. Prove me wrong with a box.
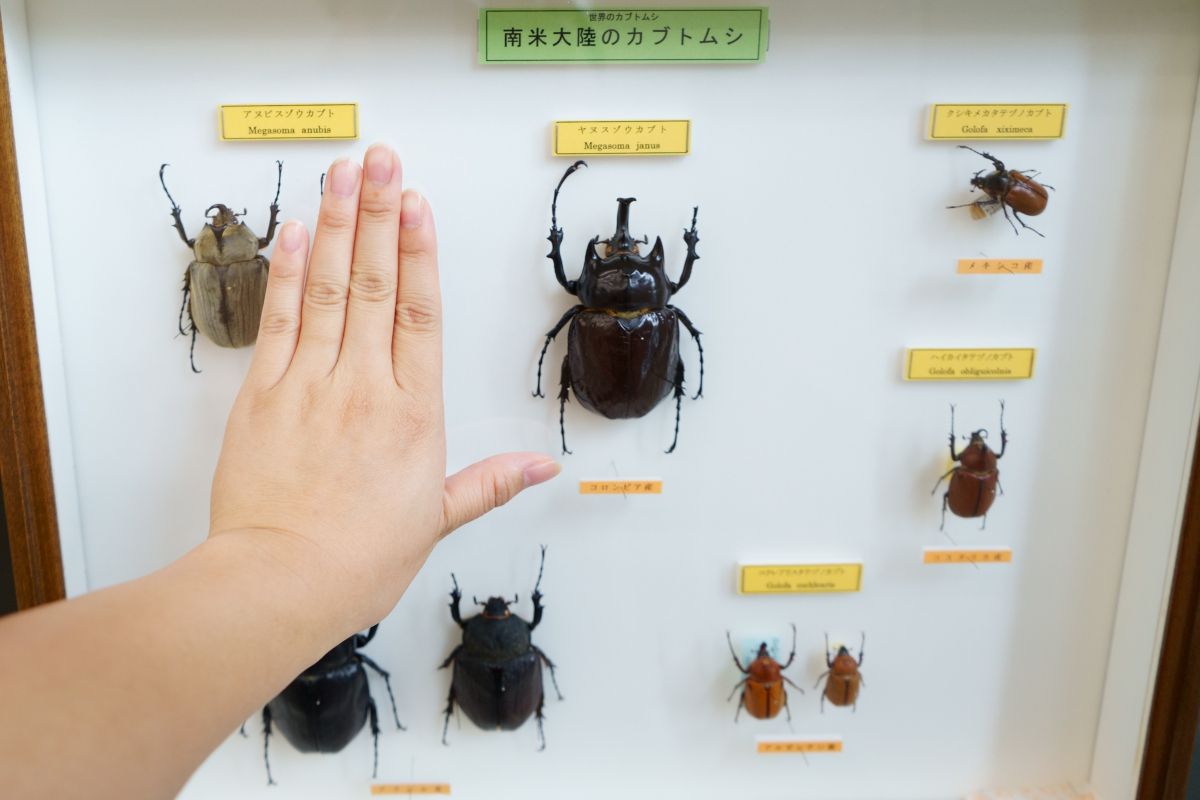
[205,204,245,230]
[602,197,650,256]
[477,595,517,620]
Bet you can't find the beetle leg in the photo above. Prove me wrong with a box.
[367,697,381,779]
[440,685,457,746]
[558,355,573,455]
[439,644,462,671]
[940,491,951,531]
[159,164,195,248]
[359,655,405,730]
[824,633,833,668]
[534,306,581,397]
[725,631,749,673]
[670,305,704,400]
[261,706,276,786]
[665,359,685,454]
[931,467,955,497]
[529,545,548,631]
[534,690,548,751]
[238,721,247,738]
[980,513,988,531]
[780,622,798,670]
[448,574,464,628]
[857,632,865,666]
[727,677,749,703]
[958,145,1005,172]
[532,645,564,701]
[257,160,283,249]
[670,206,701,294]
[783,675,806,695]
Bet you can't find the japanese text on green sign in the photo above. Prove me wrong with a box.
[478,8,768,63]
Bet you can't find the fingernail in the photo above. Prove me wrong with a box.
[522,458,561,488]
[401,190,424,228]
[364,144,396,186]
[328,158,358,197]
[279,219,305,253]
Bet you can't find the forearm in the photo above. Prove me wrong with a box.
[0,530,404,799]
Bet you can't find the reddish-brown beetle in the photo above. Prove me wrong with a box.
[947,146,1054,237]
[931,401,1008,530]
[815,633,865,712]
[726,624,803,721]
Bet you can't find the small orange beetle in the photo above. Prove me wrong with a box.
[726,624,803,721]
[815,633,865,712]
[931,401,1007,530]
[947,146,1054,237]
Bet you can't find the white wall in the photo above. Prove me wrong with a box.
[9,1,1200,797]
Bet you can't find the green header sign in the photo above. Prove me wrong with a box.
[478,8,769,64]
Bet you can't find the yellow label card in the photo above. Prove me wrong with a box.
[756,736,843,754]
[957,259,1043,275]
[923,547,1012,565]
[219,104,358,141]
[371,785,451,796]
[928,104,1067,140]
[905,348,1036,381]
[739,563,862,594]
[554,119,690,157]
[579,479,662,495]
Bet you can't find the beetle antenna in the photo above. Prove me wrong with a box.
[532,544,548,597]
[159,163,180,210]
[551,160,586,229]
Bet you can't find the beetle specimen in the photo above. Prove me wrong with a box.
[159,160,282,372]
[814,633,865,712]
[251,624,403,785]
[947,146,1053,237]
[533,160,704,454]
[440,546,562,749]
[726,624,803,721]
[931,401,1008,530]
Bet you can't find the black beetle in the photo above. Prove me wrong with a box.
[250,624,403,785]
[533,160,704,454]
[440,546,562,749]
[159,161,282,372]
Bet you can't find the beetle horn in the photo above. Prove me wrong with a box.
[611,197,638,252]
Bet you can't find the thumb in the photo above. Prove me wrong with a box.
[440,453,560,537]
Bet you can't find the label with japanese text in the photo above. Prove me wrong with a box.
[219,104,358,141]
[478,8,768,63]
[369,786,451,796]
[756,736,843,754]
[579,479,662,495]
[928,104,1067,140]
[923,547,1012,565]
[370,785,451,796]
[905,348,1036,381]
[957,259,1043,275]
[554,120,690,156]
[739,563,863,594]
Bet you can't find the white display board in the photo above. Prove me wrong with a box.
[5,1,1200,798]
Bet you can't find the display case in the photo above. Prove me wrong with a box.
[1,1,1199,798]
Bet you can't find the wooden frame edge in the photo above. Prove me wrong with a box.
[0,12,65,609]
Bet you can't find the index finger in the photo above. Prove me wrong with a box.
[391,190,441,392]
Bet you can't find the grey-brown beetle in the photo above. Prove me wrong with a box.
[159,161,282,372]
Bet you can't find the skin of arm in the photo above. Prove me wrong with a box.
[0,145,560,799]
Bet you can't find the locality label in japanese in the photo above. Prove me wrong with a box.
[756,736,843,754]
[928,104,1068,140]
[579,479,662,495]
[923,547,1012,565]
[218,104,358,141]
[957,259,1043,275]
[478,8,769,63]
[904,348,1036,381]
[370,785,451,795]
[553,120,690,157]
[739,563,863,594]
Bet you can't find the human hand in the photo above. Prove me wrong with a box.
[208,145,559,633]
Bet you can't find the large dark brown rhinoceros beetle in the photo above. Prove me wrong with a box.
[533,161,704,454]
[439,546,561,749]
